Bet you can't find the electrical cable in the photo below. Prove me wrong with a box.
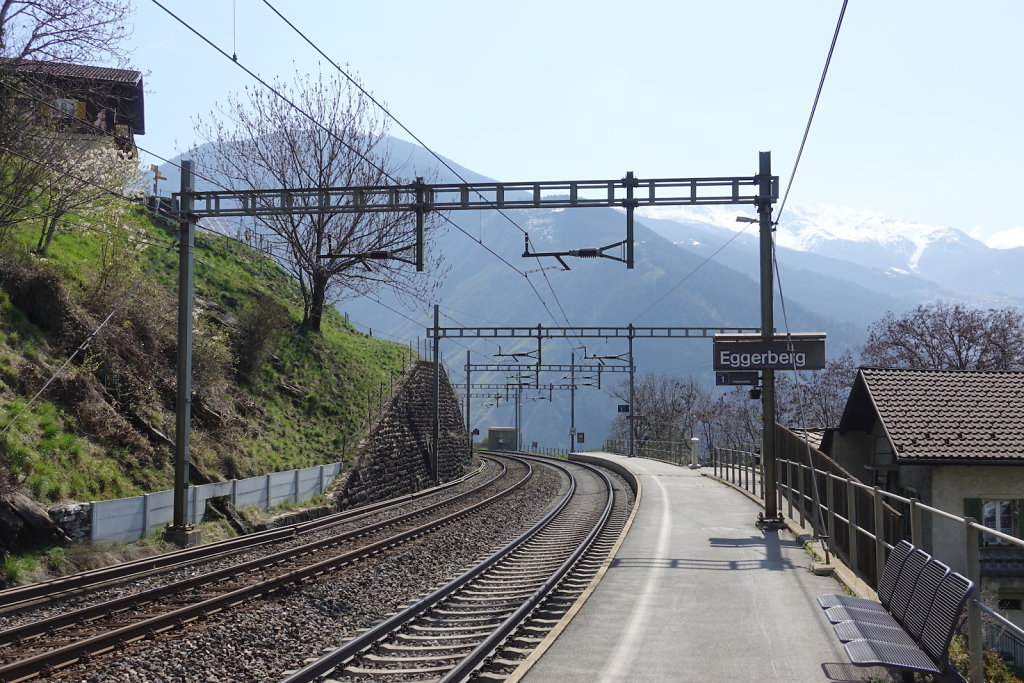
[149,0,400,187]
[260,0,532,241]
[766,0,850,541]
[629,219,757,324]
[11,48,549,355]
[775,0,849,225]
[151,0,580,339]
[253,1,584,337]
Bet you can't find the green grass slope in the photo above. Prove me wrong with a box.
[0,207,415,505]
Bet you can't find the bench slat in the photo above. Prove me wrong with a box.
[919,572,973,666]
[833,620,918,646]
[844,638,942,675]
[899,559,950,638]
[817,540,915,612]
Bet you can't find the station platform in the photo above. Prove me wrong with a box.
[513,452,888,682]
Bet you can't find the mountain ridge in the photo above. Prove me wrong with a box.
[159,138,1017,447]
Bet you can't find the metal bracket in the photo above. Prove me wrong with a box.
[318,243,417,270]
[755,512,787,531]
[494,346,537,362]
[522,235,627,270]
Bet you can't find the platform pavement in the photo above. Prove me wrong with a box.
[514,452,892,682]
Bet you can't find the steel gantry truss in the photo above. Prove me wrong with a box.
[430,310,760,459]
[176,171,778,270]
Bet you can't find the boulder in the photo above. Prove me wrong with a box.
[0,493,71,554]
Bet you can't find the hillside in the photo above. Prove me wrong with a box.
[0,203,412,513]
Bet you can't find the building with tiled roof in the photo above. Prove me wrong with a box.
[828,367,1024,618]
[1,58,145,151]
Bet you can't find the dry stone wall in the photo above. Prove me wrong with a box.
[335,361,470,509]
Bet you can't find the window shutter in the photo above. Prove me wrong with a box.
[75,101,87,119]
[964,498,983,547]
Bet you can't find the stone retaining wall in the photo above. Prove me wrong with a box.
[48,502,91,542]
[335,361,470,509]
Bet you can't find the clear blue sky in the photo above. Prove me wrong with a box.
[128,1,1024,247]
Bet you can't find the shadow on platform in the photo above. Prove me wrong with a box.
[609,532,802,571]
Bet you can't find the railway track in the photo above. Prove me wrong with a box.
[0,461,490,619]
[281,454,631,683]
[0,455,531,682]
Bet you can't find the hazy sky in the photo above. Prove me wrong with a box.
[129,1,1024,247]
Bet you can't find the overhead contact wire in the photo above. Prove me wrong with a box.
[258,0,582,335]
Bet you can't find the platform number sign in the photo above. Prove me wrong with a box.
[617,404,630,413]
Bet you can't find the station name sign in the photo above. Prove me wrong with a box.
[713,333,826,371]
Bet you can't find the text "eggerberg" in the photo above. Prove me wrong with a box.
[719,350,807,369]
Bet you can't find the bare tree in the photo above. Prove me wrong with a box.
[33,140,142,254]
[0,0,132,66]
[775,350,857,429]
[862,301,1024,371]
[194,70,443,332]
[699,388,761,452]
[606,373,711,449]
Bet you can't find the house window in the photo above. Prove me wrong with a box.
[983,500,1014,546]
[964,498,1022,546]
[51,98,76,117]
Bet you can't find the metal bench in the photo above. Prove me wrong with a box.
[824,547,931,626]
[817,539,914,614]
[833,557,949,645]
[843,571,973,682]
[818,550,974,683]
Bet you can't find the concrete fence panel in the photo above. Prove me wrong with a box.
[86,463,342,543]
[234,475,269,509]
[90,496,146,543]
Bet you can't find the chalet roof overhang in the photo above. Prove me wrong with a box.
[837,366,1024,463]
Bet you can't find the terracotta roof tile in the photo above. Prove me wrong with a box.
[0,58,141,84]
[859,367,1024,461]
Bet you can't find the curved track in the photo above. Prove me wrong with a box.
[0,456,529,682]
[0,463,489,617]
[281,454,630,683]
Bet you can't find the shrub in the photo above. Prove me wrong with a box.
[232,293,291,381]
[949,635,1022,683]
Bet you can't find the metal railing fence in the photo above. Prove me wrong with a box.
[712,447,763,499]
[710,427,1024,683]
[524,445,572,457]
[602,438,698,466]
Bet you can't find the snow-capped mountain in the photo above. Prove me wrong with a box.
[635,205,1024,304]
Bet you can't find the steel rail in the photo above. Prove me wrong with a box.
[0,458,526,682]
[0,462,484,614]
[280,454,614,683]
[0,459,502,647]
[442,457,615,681]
